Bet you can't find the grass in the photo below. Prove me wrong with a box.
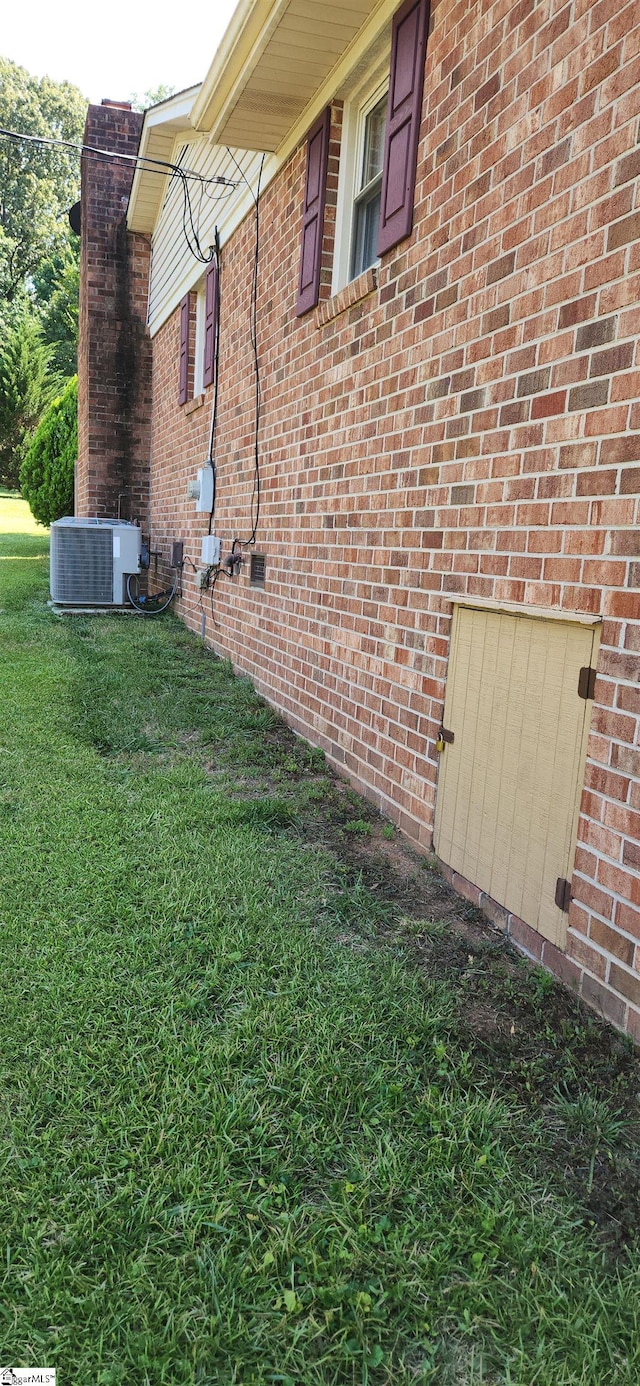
[0,496,639,1384]
[0,486,48,534]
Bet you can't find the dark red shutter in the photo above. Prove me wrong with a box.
[377,0,430,257]
[178,293,190,404]
[203,261,219,388]
[296,107,331,316]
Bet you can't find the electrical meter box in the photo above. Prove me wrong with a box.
[195,465,214,513]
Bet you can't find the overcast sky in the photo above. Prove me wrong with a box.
[2,0,239,105]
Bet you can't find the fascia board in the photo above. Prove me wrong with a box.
[190,0,289,135]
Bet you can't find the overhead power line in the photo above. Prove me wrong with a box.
[0,126,237,190]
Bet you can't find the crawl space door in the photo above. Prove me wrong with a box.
[433,606,599,948]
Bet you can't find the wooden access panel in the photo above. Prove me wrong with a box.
[433,606,598,948]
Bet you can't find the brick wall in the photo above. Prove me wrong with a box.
[77,101,152,523]
[140,0,639,1034]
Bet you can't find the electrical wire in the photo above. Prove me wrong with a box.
[126,571,177,615]
[209,565,224,624]
[3,126,267,586]
[173,158,228,265]
[1,124,236,267]
[4,123,264,617]
[207,227,222,534]
[177,152,265,614]
[0,125,237,192]
[225,151,266,554]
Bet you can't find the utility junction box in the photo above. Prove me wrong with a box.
[201,534,221,566]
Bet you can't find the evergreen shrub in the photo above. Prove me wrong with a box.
[20,375,77,526]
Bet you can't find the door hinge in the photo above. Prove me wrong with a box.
[555,877,572,912]
[578,666,596,700]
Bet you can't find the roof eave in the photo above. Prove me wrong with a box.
[190,0,278,137]
[127,85,201,235]
[189,0,395,156]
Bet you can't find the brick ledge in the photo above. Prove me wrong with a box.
[315,266,378,327]
[184,393,205,416]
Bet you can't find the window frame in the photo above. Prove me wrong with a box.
[332,61,389,296]
[350,90,388,281]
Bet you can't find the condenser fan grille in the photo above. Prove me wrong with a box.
[50,524,113,604]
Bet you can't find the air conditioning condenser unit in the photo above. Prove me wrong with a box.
[50,518,141,607]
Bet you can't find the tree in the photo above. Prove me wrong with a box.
[32,230,79,378]
[130,85,176,112]
[0,57,87,304]
[0,314,59,489]
[20,375,77,526]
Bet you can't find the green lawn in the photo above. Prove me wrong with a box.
[0,486,49,535]
[0,498,639,1384]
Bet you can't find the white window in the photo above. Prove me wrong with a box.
[350,92,387,280]
[332,67,388,295]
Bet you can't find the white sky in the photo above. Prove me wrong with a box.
[2,0,239,105]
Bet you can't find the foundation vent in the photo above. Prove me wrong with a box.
[250,553,266,587]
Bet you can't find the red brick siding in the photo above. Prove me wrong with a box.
[77,102,152,524]
[90,1,640,1033]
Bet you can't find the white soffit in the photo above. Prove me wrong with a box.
[191,0,392,152]
[127,86,200,234]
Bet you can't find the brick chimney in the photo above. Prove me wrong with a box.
[76,100,152,523]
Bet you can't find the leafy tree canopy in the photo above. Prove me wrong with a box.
[32,231,79,378]
[0,56,87,303]
[130,85,176,112]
